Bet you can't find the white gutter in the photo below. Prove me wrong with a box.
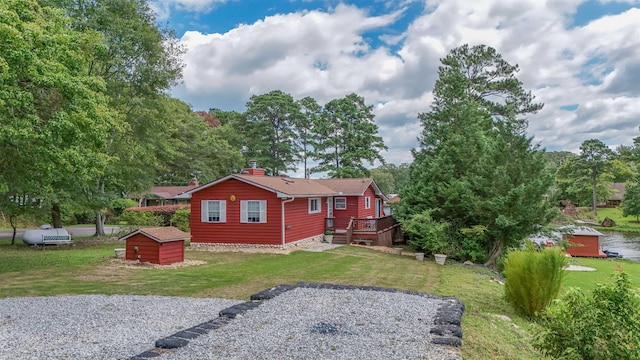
[281,197,295,249]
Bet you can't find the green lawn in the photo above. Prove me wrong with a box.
[1,238,638,360]
[592,207,640,233]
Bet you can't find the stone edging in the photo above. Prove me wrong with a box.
[127,283,465,359]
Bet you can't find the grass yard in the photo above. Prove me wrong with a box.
[591,207,640,233]
[1,237,639,359]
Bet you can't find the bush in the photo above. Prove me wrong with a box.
[504,246,566,317]
[171,208,190,232]
[403,209,451,254]
[456,225,489,263]
[119,210,163,227]
[535,271,640,360]
[124,205,189,226]
[109,198,138,217]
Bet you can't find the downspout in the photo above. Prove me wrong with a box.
[281,197,295,249]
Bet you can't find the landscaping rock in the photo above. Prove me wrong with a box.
[155,336,189,349]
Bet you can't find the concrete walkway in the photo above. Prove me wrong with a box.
[303,243,344,252]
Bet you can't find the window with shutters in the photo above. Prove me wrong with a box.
[201,200,226,223]
[241,200,267,223]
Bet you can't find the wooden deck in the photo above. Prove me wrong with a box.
[325,216,402,246]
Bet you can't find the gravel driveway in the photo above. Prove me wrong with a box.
[0,286,463,360]
[0,295,241,360]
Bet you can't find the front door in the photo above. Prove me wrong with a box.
[376,198,382,217]
[327,197,333,219]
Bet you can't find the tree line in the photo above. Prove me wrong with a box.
[211,90,387,178]
[545,135,640,218]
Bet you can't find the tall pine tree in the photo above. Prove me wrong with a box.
[397,44,553,267]
[313,93,386,178]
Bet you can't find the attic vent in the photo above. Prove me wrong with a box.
[281,178,295,184]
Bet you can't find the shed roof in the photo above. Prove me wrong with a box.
[560,226,604,237]
[119,226,190,243]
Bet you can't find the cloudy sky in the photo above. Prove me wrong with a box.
[153,0,640,167]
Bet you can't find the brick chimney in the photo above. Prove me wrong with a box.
[243,160,265,176]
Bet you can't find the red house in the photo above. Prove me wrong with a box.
[564,227,607,258]
[120,227,189,265]
[183,165,398,248]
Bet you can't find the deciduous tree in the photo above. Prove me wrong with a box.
[623,180,640,222]
[43,0,185,234]
[0,0,119,231]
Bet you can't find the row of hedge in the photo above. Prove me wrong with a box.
[121,205,190,232]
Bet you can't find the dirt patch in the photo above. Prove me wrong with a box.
[107,258,207,269]
[564,265,597,272]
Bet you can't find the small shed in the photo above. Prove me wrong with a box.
[563,226,606,258]
[120,227,189,265]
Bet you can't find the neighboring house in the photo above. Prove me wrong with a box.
[606,182,626,207]
[132,178,199,207]
[182,164,399,248]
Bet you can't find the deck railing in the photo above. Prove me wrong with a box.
[325,215,398,233]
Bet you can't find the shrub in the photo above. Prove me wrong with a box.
[403,209,451,254]
[119,210,163,227]
[171,208,190,232]
[109,198,138,217]
[534,271,640,360]
[503,246,566,317]
[456,225,489,263]
[124,205,189,226]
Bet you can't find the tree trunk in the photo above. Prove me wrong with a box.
[9,215,16,246]
[484,240,505,269]
[592,170,598,217]
[51,204,63,228]
[95,211,106,236]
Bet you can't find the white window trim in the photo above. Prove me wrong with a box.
[201,200,226,223]
[365,196,371,209]
[334,197,347,210]
[240,200,267,223]
[308,198,321,214]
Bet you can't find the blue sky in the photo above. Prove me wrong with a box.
[151,0,640,169]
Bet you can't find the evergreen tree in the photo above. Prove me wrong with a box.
[244,90,301,175]
[397,44,553,267]
[313,93,387,178]
[577,139,613,217]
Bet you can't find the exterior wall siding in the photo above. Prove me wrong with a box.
[191,179,282,245]
[125,234,184,265]
[283,197,327,243]
[565,235,605,257]
[125,235,159,263]
[358,187,377,218]
[158,240,185,265]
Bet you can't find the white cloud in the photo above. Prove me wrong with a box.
[175,0,640,167]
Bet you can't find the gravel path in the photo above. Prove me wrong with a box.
[160,288,459,360]
[0,295,241,360]
[0,288,462,360]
